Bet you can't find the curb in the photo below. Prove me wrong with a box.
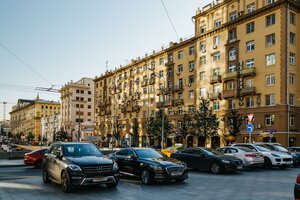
[0,164,26,168]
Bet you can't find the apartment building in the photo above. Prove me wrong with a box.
[95,0,300,147]
[60,77,94,141]
[10,95,61,142]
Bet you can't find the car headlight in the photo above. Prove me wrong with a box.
[150,165,163,171]
[221,159,231,164]
[68,164,82,171]
[113,162,119,171]
[271,153,280,157]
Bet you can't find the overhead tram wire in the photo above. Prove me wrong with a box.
[0,83,60,94]
[0,41,54,87]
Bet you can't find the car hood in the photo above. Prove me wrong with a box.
[214,155,241,161]
[66,156,113,166]
[268,151,293,158]
[141,157,184,167]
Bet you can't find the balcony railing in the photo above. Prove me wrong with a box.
[222,90,237,99]
[165,100,174,107]
[210,75,222,84]
[241,67,256,77]
[240,87,256,96]
[174,85,184,92]
[149,78,156,85]
[141,80,148,87]
[223,71,237,81]
[209,92,222,100]
[174,99,184,105]
[132,105,141,112]
[156,102,164,108]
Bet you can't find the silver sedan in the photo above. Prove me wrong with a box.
[218,146,265,168]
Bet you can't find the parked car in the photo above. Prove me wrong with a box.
[255,142,300,167]
[232,143,293,169]
[171,147,243,174]
[161,146,185,157]
[217,146,264,168]
[24,148,48,168]
[109,148,188,184]
[295,174,300,200]
[42,142,119,192]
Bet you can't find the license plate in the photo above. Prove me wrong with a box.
[171,172,183,176]
[237,165,243,170]
[93,177,107,182]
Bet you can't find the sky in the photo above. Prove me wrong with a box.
[0,0,210,120]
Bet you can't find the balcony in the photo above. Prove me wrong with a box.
[210,75,222,84]
[156,102,164,108]
[132,93,140,100]
[132,105,141,112]
[165,59,174,66]
[240,87,256,96]
[241,67,256,77]
[149,78,156,85]
[164,86,174,94]
[174,85,184,92]
[121,107,126,113]
[141,80,148,87]
[174,99,184,105]
[209,92,222,100]
[223,71,237,81]
[126,106,132,112]
[222,90,237,99]
[165,100,174,107]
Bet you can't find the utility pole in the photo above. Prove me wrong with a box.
[78,106,81,142]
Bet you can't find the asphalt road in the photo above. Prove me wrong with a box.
[0,166,298,200]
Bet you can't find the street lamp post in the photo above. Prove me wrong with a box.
[149,68,165,149]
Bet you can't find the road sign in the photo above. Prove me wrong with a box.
[247,114,255,123]
[247,124,254,133]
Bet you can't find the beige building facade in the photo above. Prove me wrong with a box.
[60,77,95,141]
[94,0,300,147]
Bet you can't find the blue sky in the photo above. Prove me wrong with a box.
[0,0,209,119]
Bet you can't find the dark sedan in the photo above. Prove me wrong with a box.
[171,147,243,174]
[109,148,188,184]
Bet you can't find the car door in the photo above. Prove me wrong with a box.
[51,145,63,182]
[46,144,59,180]
[196,149,212,170]
[122,149,140,176]
[114,149,128,173]
[180,148,204,169]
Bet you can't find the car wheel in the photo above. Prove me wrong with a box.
[42,167,51,183]
[141,170,152,185]
[210,162,221,174]
[264,157,273,169]
[279,165,287,169]
[35,161,42,168]
[61,171,72,193]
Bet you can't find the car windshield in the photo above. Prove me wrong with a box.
[274,144,288,152]
[255,145,270,152]
[62,144,102,157]
[135,149,163,159]
[202,148,223,156]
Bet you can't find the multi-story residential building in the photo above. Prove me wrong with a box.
[60,77,95,141]
[41,113,61,145]
[10,95,61,142]
[95,0,300,147]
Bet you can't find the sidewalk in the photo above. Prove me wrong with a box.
[0,159,25,167]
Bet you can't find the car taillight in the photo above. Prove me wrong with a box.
[245,154,256,157]
[296,174,300,184]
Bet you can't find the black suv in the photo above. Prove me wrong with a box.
[109,148,188,184]
[42,142,119,192]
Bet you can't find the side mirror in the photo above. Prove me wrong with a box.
[127,155,137,160]
[56,153,63,160]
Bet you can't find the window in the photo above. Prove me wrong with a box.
[200,41,206,52]
[188,90,194,99]
[213,85,220,93]
[213,101,220,111]
[247,3,255,13]
[266,53,275,66]
[290,52,296,65]
[178,79,183,88]
[245,79,254,87]
[189,61,195,71]
[159,70,164,78]
[213,35,221,46]
[188,76,194,84]
[200,72,206,81]
[266,94,275,106]
[246,40,255,52]
[88,105,91,109]
[265,115,275,126]
[150,61,155,70]
[143,87,147,94]
[159,58,164,65]
[246,97,254,108]
[178,50,183,59]
[189,46,195,55]
[227,82,236,90]
[229,11,237,21]
[214,19,222,28]
[200,25,206,34]
[228,29,237,42]
[266,33,275,47]
[228,64,236,73]
[289,73,296,85]
[290,12,296,25]
[213,51,221,61]
[290,115,295,126]
[266,74,275,86]
[290,32,296,45]
[246,22,255,33]
[266,14,275,26]
[266,0,275,4]
[88,91,91,95]
[200,88,206,97]
[228,48,236,61]
[178,107,183,114]
[168,54,173,63]
[88,98,91,102]
[213,68,220,76]
[246,59,255,68]
[289,94,295,106]
[200,56,206,66]
[228,99,236,109]
[178,65,183,73]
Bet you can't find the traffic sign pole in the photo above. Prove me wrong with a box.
[247,123,254,143]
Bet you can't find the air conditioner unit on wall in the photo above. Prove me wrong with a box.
[213,45,217,49]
